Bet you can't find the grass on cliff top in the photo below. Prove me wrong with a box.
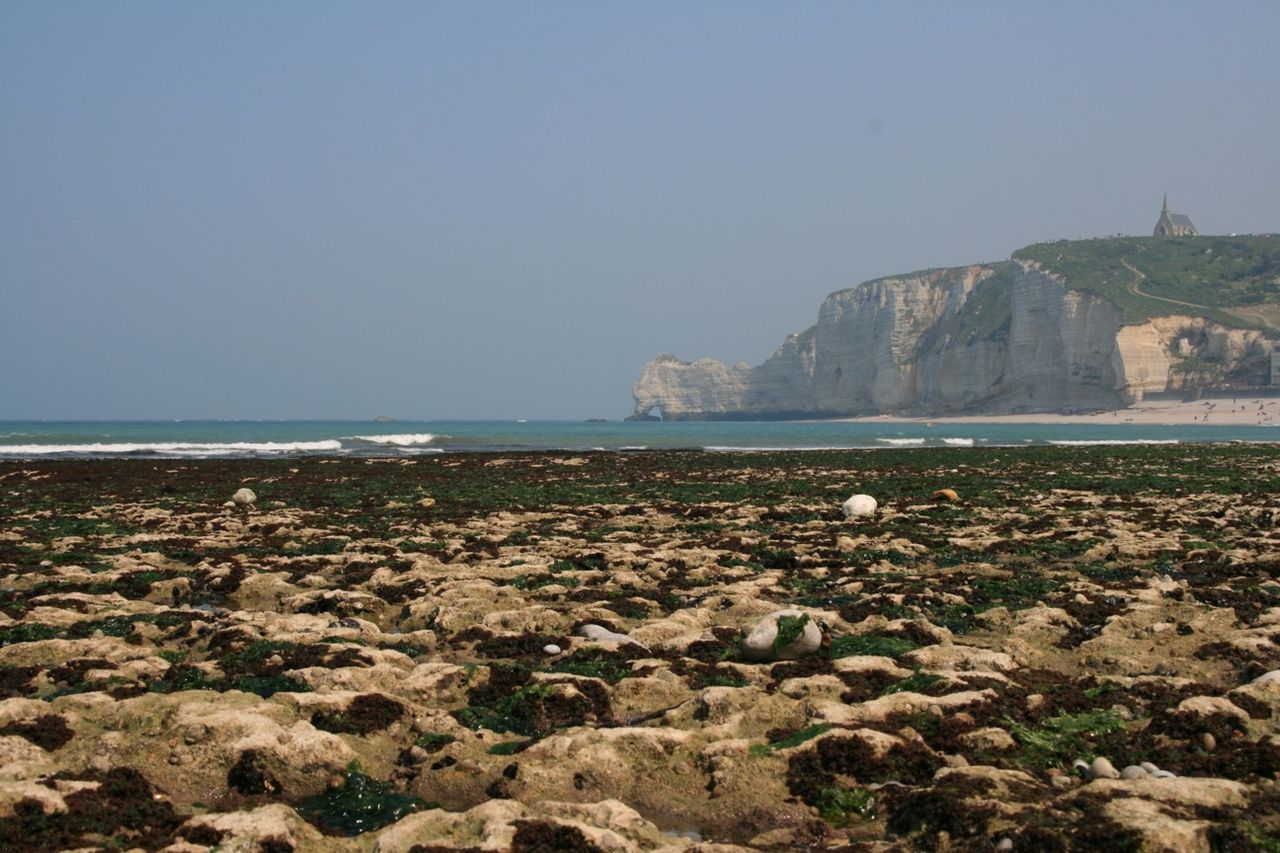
[1014,235,1280,332]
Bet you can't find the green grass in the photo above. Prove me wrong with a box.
[947,263,1016,345]
[1014,235,1280,332]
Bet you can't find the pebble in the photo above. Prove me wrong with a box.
[1200,732,1216,752]
[543,644,562,655]
[1088,756,1120,780]
[1120,765,1149,779]
[841,494,877,519]
[995,839,1014,852]
[738,609,824,662]
[231,487,256,507]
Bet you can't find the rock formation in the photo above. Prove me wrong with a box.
[633,257,1276,420]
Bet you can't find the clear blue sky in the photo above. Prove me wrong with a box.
[2,1,1277,419]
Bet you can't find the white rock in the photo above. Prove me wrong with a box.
[1089,756,1120,779]
[577,624,649,651]
[841,494,878,519]
[1151,769,1178,779]
[995,839,1014,852]
[1252,670,1280,687]
[739,609,823,663]
[543,644,562,655]
[232,487,257,507]
[1139,762,1160,774]
[1120,765,1149,779]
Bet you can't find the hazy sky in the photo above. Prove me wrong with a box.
[2,2,1277,420]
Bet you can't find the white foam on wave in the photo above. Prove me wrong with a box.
[1046,439,1180,447]
[0,440,344,456]
[349,433,438,446]
[704,445,857,452]
[942,437,975,446]
[877,438,926,446]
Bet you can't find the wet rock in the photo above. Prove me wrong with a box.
[181,804,321,851]
[577,624,649,651]
[739,609,823,663]
[841,494,877,519]
[958,727,1017,752]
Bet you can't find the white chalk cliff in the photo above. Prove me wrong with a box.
[632,259,1276,420]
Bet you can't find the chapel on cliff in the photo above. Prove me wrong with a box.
[1153,194,1198,237]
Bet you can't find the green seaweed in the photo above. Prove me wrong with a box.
[773,614,809,654]
[814,785,877,825]
[296,762,432,836]
[828,634,918,659]
[749,723,833,757]
[1008,709,1127,768]
[881,671,945,696]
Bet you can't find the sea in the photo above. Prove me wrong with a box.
[0,420,1277,459]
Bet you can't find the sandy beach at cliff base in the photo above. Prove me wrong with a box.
[836,396,1280,427]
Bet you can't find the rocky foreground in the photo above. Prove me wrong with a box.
[1,447,1279,851]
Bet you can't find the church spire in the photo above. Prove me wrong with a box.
[1162,193,1169,213]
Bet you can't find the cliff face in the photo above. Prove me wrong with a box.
[632,260,1276,419]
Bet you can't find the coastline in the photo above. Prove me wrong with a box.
[833,396,1280,427]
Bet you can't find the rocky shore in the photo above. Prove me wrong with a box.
[2,447,1279,851]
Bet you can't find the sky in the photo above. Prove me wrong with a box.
[2,1,1278,420]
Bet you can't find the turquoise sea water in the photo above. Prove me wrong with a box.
[0,419,1277,458]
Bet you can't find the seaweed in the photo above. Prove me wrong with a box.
[828,633,919,659]
[296,762,431,836]
[773,613,810,654]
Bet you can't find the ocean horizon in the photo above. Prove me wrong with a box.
[1,418,1277,459]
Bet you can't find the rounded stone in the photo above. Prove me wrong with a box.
[543,644,562,655]
[841,494,878,519]
[995,839,1014,852]
[1088,756,1120,779]
[231,487,257,507]
[739,609,824,662]
[1120,765,1149,779]
[932,488,959,502]
[1200,732,1216,752]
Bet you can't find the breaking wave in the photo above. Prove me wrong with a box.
[0,440,345,457]
[348,433,438,446]
[1046,439,1181,447]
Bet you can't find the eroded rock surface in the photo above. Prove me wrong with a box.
[1,447,1279,849]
